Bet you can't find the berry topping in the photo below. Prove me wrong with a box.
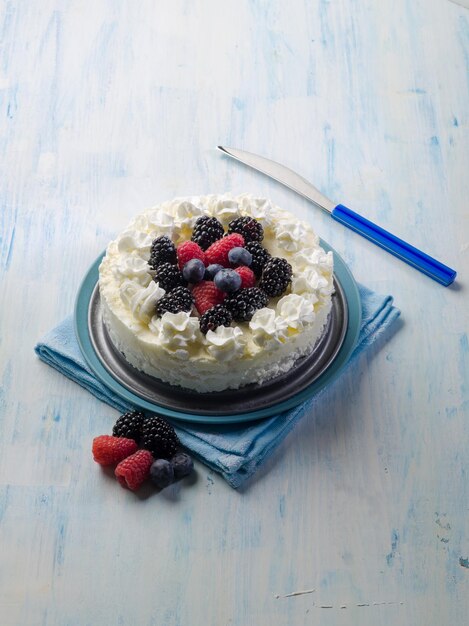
[205,233,245,267]
[112,410,145,443]
[225,287,269,322]
[150,459,175,489]
[199,304,233,334]
[228,246,253,267]
[171,452,194,479]
[214,268,242,293]
[235,266,256,289]
[92,435,138,466]
[177,241,207,270]
[244,241,271,278]
[115,449,154,490]
[149,236,177,269]
[228,216,264,242]
[259,257,293,297]
[182,258,206,283]
[155,286,194,316]
[191,216,224,250]
[192,280,225,315]
[141,415,180,459]
[154,262,187,292]
[204,263,224,280]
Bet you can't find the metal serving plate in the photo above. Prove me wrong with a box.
[87,277,348,416]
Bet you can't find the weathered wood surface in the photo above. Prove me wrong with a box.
[0,1,468,624]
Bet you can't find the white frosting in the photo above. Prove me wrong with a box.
[152,311,200,358]
[249,308,288,347]
[113,254,151,282]
[119,280,165,323]
[205,326,245,362]
[98,193,334,392]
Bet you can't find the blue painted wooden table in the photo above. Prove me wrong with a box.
[1,1,468,624]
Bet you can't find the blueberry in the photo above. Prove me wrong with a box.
[214,268,242,293]
[228,247,253,267]
[171,452,194,479]
[182,258,205,283]
[150,459,174,489]
[204,263,224,280]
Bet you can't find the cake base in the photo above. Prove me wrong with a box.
[88,277,348,416]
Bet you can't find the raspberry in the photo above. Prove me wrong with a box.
[92,435,138,466]
[199,304,233,334]
[177,241,207,270]
[235,266,256,288]
[259,257,293,297]
[115,449,154,490]
[205,233,245,267]
[228,216,264,242]
[192,280,225,315]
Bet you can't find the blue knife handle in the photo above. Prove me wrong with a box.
[331,204,457,286]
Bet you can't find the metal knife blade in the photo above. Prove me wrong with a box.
[217,145,335,213]
[217,145,457,286]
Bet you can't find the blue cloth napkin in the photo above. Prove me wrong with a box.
[34,284,399,488]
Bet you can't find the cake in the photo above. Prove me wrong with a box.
[98,193,334,392]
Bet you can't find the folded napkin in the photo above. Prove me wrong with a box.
[35,284,400,488]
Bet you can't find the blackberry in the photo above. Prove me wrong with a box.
[225,287,268,322]
[259,257,292,297]
[245,241,271,278]
[154,262,187,292]
[141,415,180,459]
[112,410,144,443]
[155,286,194,316]
[199,304,233,334]
[191,216,224,250]
[149,236,176,269]
[228,216,264,243]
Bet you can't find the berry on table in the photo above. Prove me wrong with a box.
[259,257,293,297]
[155,286,194,316]
[191,216,224,250]
[244,241,271,278]
[228,216,264,243]
[214,268,242,293]
[228,246,252,267]
[205,233,244,267]
[115,449,154,490]
[171,452,194,479]
[141,415,180,459]
[149,236,177,269]
[199,304,233,334]
[204,263,224,280]
[192,280,225,315]
[177,241,207,270]
[92,435,138,466]
[182,258,206,283]
[225,287,269,322]
[150,459,175,489]
[154,262,187,292]
[235,266,256,289]
[112,410,145,443]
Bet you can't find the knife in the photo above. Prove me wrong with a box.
[217,145,457,286]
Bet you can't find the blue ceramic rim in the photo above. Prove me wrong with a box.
[74,241,362,424]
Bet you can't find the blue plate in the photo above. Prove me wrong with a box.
[74,241,361,424]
